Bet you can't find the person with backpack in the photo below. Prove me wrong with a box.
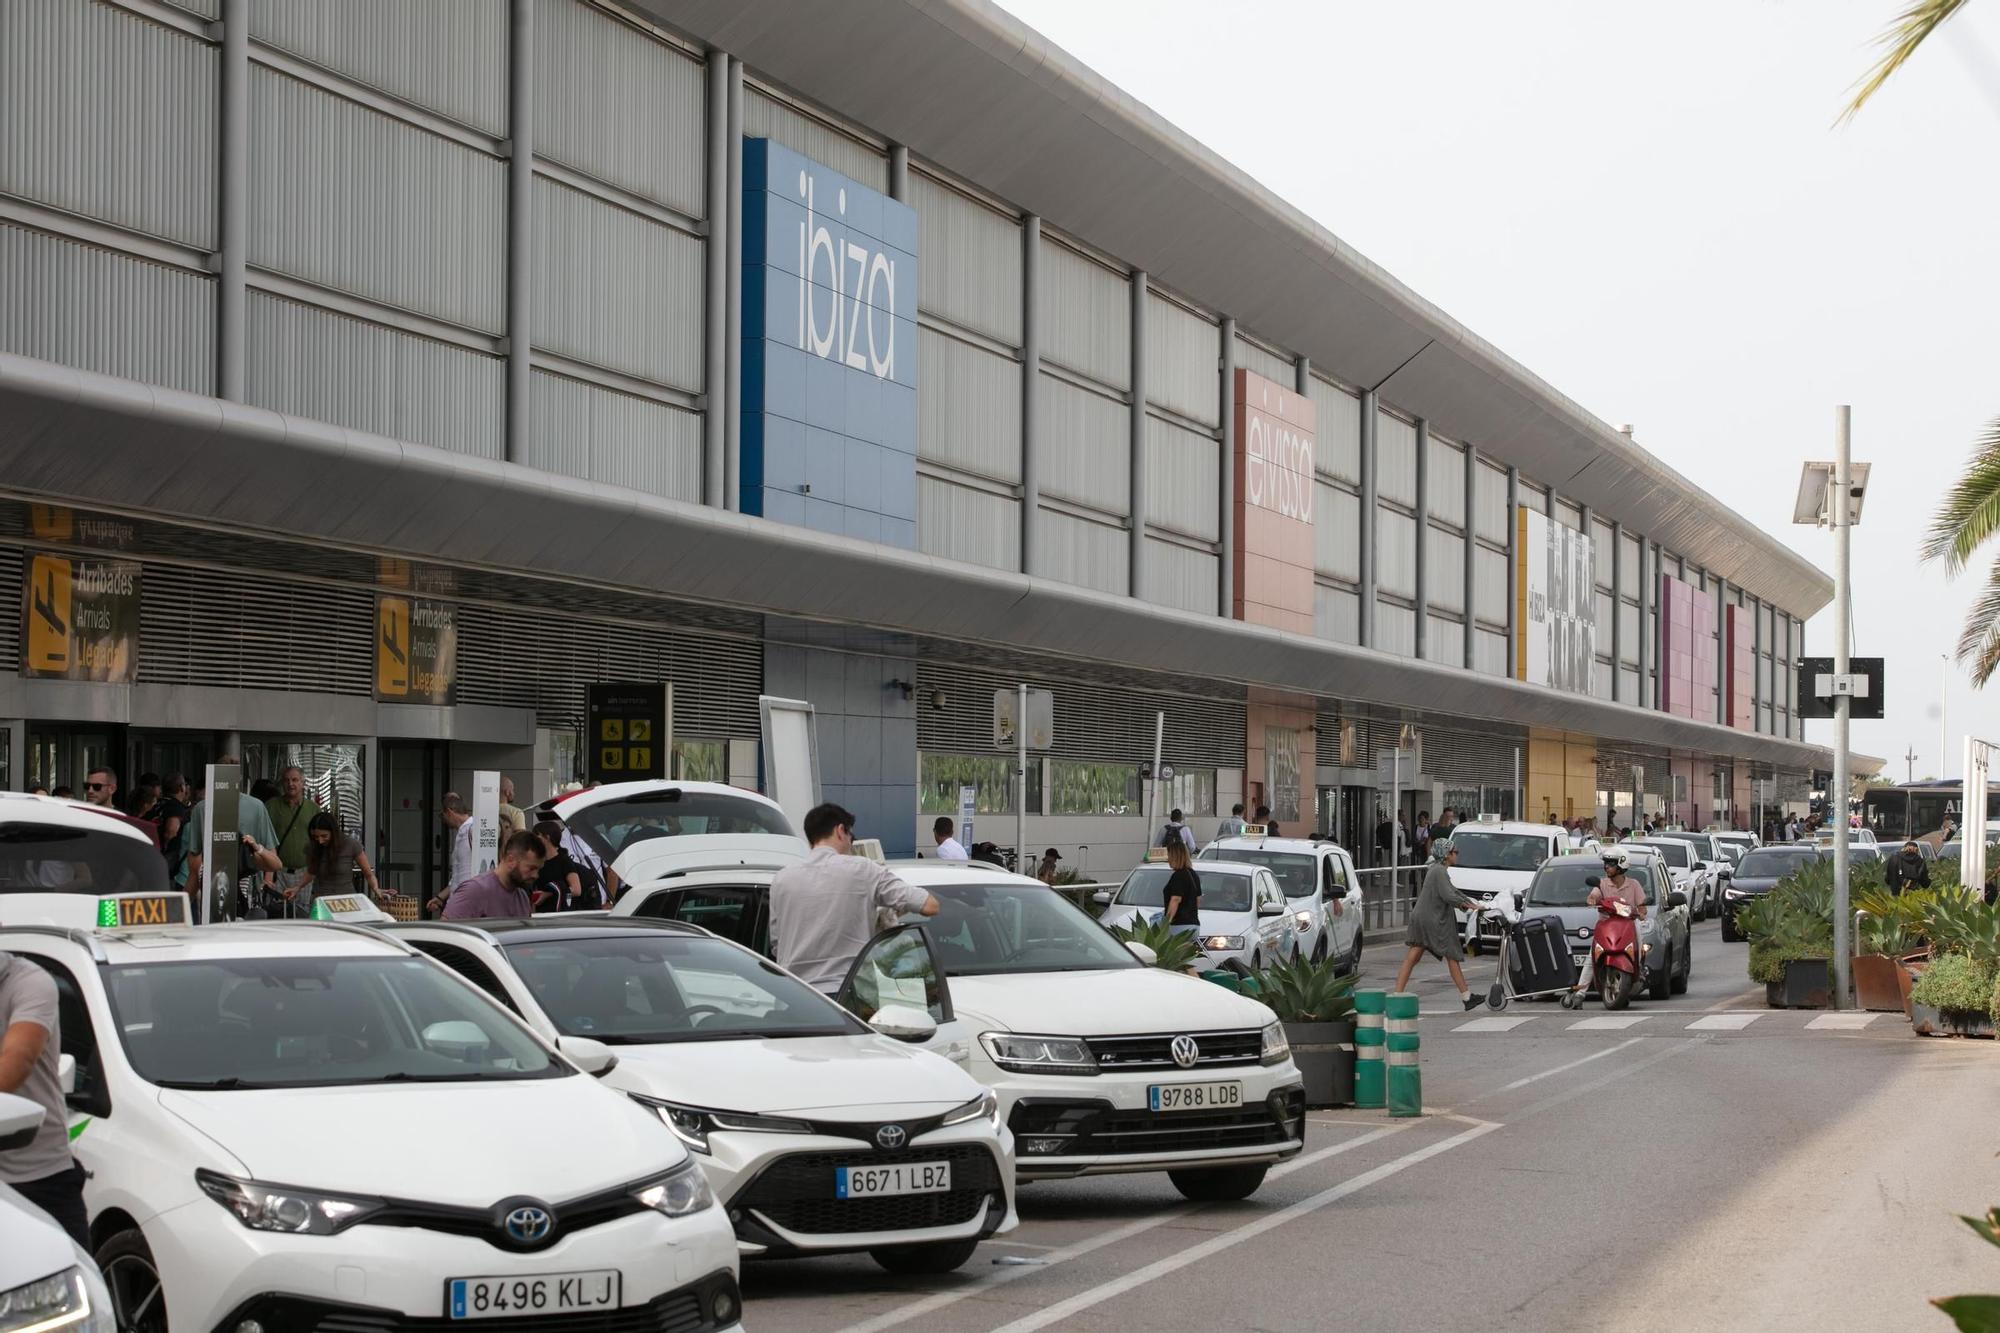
[1159,808,1195,852]
[532,821,603,911]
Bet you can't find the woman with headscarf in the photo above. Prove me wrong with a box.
[1392,839,1484,1010]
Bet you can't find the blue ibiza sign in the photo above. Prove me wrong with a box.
[741,140,918,547]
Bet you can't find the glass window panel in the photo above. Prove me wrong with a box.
[919,752,1040,815]
[1049,760,1141,816]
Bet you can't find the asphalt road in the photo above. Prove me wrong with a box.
[741,917,2000,1332]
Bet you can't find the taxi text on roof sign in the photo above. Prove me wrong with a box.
[98,895,187,928]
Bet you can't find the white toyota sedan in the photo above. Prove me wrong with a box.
[382,915,1017,1274]
[0,896,742,1333]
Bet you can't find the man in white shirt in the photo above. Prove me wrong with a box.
[425,793,478,915]
[775,805,939,995]
[931,816,970,861]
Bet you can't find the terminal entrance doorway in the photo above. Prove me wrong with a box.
[378,740,447,907]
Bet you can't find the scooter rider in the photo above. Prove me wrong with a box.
[1586,847,1647,920]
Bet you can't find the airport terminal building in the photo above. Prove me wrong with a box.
[0,0,1838,888]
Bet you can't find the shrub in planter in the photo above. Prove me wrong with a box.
[1254,954,1357,1107]
[1110,916,1207,973]
[1910,953,1998,1037]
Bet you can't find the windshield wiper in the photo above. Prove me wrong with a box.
[154,1077,273,1090]
[379,1070,545,1082]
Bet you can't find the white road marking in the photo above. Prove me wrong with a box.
[1454,1016,1537,1033]
[982,1121,1503,1333]
[1568,1015,1648,1031]
[1686,1013,1762,1031]
[1490,1038,1645,1093]
[1806,1012,1880,1030]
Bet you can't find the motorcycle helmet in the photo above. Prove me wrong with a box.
[1601,846,1631,872]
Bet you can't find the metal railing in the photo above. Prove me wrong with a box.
[1353,866,1423,932]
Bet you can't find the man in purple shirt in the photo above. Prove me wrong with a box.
[442,831,544,920]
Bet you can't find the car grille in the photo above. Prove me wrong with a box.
[1085,1030,1263,1070]
[225,1274,732,1333]
[735,1145,1001,1235]
[1010,1088,1304,1156]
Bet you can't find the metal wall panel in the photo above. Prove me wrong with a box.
[1146,293,1217,426]
[913,172,1020,346]
[1,0,217,247]
[1315,583,1360,644]
[0,225,214,393]
[744,86,886,192]
[1426,434,1466,525]
[1621,666,1641,702]
[1619,600,1640,665]
[0,547,17,674]
[1428,615,1466,667]
[1376,506,1416,599]
[1594,590,1615,638]
[1314,481,1360,582]
[919,476,1019,571]
[166,0,220,17]
[141,562,373,696]
[1472,544,1508,628]
[531,176,702,389]
[1375,601,1416,657]
[1144,537,1217,616]
[1472,458,1509,544]
[919,327,1021,482]
[1037,238,1129,391]
[1555,498,1583,531]
[1037,506,1127,597]
[525,369,701,500]
[1145,414,1220,542]
[1037,374,1129,516]
[251,68,505,331]
[1309,374,1360,485]
[1519,479,1548,515]
[916,658,1244,767]
[1232,332,1292,388]
[1377,410,1418,507]
[1591,518,1614,588]
[245,292,503,457]
[1427,526,1465,614]
[1474,627,1509,677]
[536,0,705,214]
[1619,530,1641,598]
[254,0,506,134]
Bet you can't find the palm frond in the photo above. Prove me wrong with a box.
[1840,0,1970,122]
[1952,555,2000,687]
[1921,419,2000,572]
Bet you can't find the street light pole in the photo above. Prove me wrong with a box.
[1831,406,1853,1010]
[1941,653,1949,781]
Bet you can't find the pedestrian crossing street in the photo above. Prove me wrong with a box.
[1435,1009,1909,1036]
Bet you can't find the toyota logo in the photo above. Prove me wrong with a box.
[875,1124,908,1151]
[1170,1035,1200,1069]
[502,1204,554,1246]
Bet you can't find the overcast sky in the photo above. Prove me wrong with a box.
[998,0,2000,782]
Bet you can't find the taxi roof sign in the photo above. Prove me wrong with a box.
[1239,824,1269,838]
[309,896,394,924]
[97,895,187,929]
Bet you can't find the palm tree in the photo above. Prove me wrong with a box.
[1921,421,2000,684]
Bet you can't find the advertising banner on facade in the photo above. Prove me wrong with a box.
[1231,369,1317,634]
[202,762,242,924]
[21,552,140,683]
[587,683,673,783]
[1514,508,1595,695]
[472,770,502,877]
[375,595,456,705]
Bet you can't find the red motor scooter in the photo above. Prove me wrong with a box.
[1559,886,1643,1011]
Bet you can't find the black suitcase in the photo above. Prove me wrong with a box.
[1508,914,1579,995]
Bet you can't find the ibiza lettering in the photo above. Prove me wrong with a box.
[797,170,896,380]
[1244,413,1314,521]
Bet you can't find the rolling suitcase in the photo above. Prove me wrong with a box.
[1507,913,1578,996]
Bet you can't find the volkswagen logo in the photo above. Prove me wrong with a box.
[1170,1035,1200,1069]
[875,1124,908,1152]
[502,1203,554,1247]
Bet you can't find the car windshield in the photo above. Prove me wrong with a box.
[1638,840,1691,868]
[1116,866,1252,913]
[1527,862,1653,907]
[1849,845,1883,863]
[0,822,168,896]
[504,934,859,1044]
[104,956,563,1089]
[1447,832,1549,872]
[561,790,794,863]
[1657,835,1715,859]
[1735,848,1818,877]
[1201,848,1314,899]
[1940,843,1961,860]
[907,882,1139,975]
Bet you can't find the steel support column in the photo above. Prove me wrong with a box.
[888,144,908,201]
[703,47,729,507]
[504,0,534,466]
[1020,215,1040,576]
[217,0,249,401]
[1217,319,1237,617]
[1129,270,1148,599]
[1463,445,1477,670]
[1359,392,1378,649]
[723,59,743,511]
[1610,520,1624,702]
[1504,465,1519,678]
[1413,419,1429,660]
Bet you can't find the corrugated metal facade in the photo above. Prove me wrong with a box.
[245,292,504,458]
[1427,434,1465,524]
[1619,531,1641,598]
[1232,332,1292,389]
[140,562,374,696]
[912,172,1020,346]
[536,0,706,215]
[167,0,220,17]
[250,67,505,331]
[1037,238,1129,391]
[1037,506,1127,597]
[252,0,508,134]
[530,176,702,389]
[1037,375,1129,515]
[1309,374,1360,486]
[744,85,885,192]
[1376,507,1417,599]
[1145,293,1217,426]
[1473,545,1508,627]
[1429,615,1465,667]
[0,226,214,394]
[1427,526,1465,613]
[919,476,1019,571]
[1375,601,1416,656]
[918,328,1021,483]
[1144,415,1219,542]
[1618,602,1641,665]
[1474,627,1509,677]
[0,0,218,248]
[525,369,701,500]
[1315,583,1360,644]
[0,546,19,674]
[1143,537,1216,616]
[1472,458,1509,544]
[915,658,1245,768]
[1314,481,1361,583]
[1377,410,1418,508]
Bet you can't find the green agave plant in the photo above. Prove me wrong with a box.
[1932,896,2000,975]
[1110,915,1207,973]
[1252,953,1358,1024]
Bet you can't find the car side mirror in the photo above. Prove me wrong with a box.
[1668,892,1688,910]
[1585,875,1601,888]
[556,1035,618,1077]
[1257,902,1285,917]
[57,1053,76,1097]
[868,1004,938,1043]
[1125,941,1158,966]
[1092,891,1112,906]
[0,1092,41,1151]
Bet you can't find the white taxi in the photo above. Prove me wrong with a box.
[1,1092,114,1332]
[1443,819,1581,948]
[1200,833,1365,971]
[0,890,743,1333]
[381,915,1017,1274]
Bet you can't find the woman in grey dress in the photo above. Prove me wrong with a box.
[1392,840,1484,1010]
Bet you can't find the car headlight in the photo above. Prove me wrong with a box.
[0,1263,110,1333]
[939,1088,1000,1128]
[979,1032,1098,1075]
[1201,935,1245,951]
[1724,888,1748,900]
[1293,911,1314,931]
[1260,1020,1290,1066]
[632,1161,714,1218]
[628,1094,812,1154]
[195,1169,384,1236]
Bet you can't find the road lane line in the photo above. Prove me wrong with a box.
[1487,1038,1644,1094]
[982,1121,1503,1333]
[1454,1016,1537,1033]
[1705,986,1765,1012]
[1806,1012,1879,1030]
[833,1122,1412,1333]
[1686,1013,1761,1031]
[1568,1015,1648,1031]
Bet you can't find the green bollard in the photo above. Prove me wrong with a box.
[1354,989,1386,1109]
[1386,991,1421,1117]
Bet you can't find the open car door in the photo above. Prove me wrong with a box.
[835,924,970,1066]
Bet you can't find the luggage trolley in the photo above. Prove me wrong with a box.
[1477,895,1586,1010]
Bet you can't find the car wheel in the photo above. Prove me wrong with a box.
[99,1228,170,1333]
[1648,948,1673,1001]
[1249,950,1262,973]
[1671,937,1691,994]
[1720,916,1740,944]
[871,1239,982,1275]
[1169,1164,1269,1202]
[1311,932,1328,964]
[1350,931,1365,973]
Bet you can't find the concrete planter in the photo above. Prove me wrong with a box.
[1911,1002,1996,1038]
[1781,958,1831,1009]
[1285,1019,1355,1108]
